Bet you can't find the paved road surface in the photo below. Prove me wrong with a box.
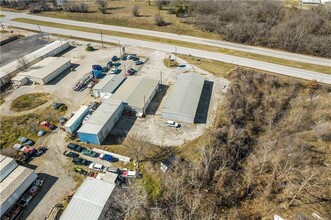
[2,17,331,84]
[2,11,331,67]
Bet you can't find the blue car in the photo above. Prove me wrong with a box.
[111,56,118,61]
[100,154,112,162]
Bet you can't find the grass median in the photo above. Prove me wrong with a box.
[12,18,331,75]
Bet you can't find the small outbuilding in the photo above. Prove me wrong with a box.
[77,100,124,145]
[64,105,89,134]
[92,74,126,98]
[18,57,71,85]
[162,73,204,123]
[110,76,159,114]
[160,155,177,172]
[11,75,28,86]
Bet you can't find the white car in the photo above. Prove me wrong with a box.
[89,163,104,171]
[166,120,179,128]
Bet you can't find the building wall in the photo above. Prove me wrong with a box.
[130,83,158,114]
[0,171,37,217]
[78,132,100,145]
[64,107,89,133]
[43,61,71,84]
[161,112,194,123]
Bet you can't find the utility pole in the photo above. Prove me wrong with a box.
[160,71,162,85]
[118,40,122,57]
[47,33,50,41]
[143,95,146,117]
[59,36,63,45]
[99,30,104,48]
[174,47,177,62]
[0,21,4,31]
[37,24,42,33]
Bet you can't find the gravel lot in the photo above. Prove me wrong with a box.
[1,32,229,219]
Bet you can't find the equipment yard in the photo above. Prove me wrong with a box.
[0,31,228,219]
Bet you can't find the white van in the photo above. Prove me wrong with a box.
[89,163,104,171]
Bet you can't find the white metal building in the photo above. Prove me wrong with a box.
[0,40,69,87]
[17,57,71,84]
[110,76,159,114]
[0,154,38,217]
[92,74,126,98]
[162,73,205,123]
[60,177,116,220]
[77,100,124,145]
[11,75,29,86]
[64,105,89,133]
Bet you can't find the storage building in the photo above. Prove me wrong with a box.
[17,57,71,85]
[11,75,28,86]
[77,100,124,145]
[92,74,126,98]
[0,155,37,217]
[162,73,204,123]
[60,177,116,220]
[110,76,159,114]
[64,105,89,134]
[0,40,69,88]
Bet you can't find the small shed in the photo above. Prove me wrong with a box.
[92,74,126,98]
[11,75,28,85]
[160,155,177,172]
[64,105,89,134]
[77,100,124,145]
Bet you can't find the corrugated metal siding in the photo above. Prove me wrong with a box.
[162,73,204,123]
[93,75,126,97]
[64,106,89,133]
[60,177,115,220]
[0,157,18,182]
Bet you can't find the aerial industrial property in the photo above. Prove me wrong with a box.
[0,1,330,220]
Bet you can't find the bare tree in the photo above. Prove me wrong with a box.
[154,13,165,26]
[96,0,107,14]
[132,5,140,17]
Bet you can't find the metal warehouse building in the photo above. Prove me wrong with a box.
[17,57,71,85]
[0,40,69,88]
[60,177,116,220]
[110,76,159,114]
[92,74,126,98]
[162,73,205,123]
[77,100,124,145]
[0,154,38,217]
[64,105,89,134]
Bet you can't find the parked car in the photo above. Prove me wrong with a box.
[135,60,144,65]
[74,166,88,175]
[99,154,113,162]
[25,140,35,146]
[37,130,45,137]
[18,194,33,207]
[121,170,137,178]
[166,120,179,128]
[72,157,89,165]
[128,54,136,59]
[67,143,85,152]
[40,121,55,130]
[13,144,26,152]
[106,166,120,174]
[89,163,104,171]
[82,149,99,157]
[121,55,127,60]
[63,150,79,158]
[126,68,137,76]
[132,56,140,61]
[110,67,121,74]
[111,56,118,61]
[51,102,64,110]
[18,137,28,144]
[34,146,47,156]
[102,66,109,72]
[59,117,67,125]
[113,61,121,67]
[107,61,113,68]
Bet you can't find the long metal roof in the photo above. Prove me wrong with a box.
[0,155,18,182]
[60,177,116,220]
[64,105,88,128]
[162,73,204,118]
[17,57,70,80]
[0,40,68,78]
[93,74,125,93]
[77,99,123,135]
[0,163,36,205]
[110,76,159,109]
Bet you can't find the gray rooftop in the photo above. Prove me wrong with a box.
[64,105,88,128]
[0,155,18,182]
[93,74,125,93]
[17,57,70,79]
[162,73,204,118]
[60,177,116,220]
[77,100,123,135]
[110,76,159,109]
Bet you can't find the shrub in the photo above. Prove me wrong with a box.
[154,13,165,26]
[132,5,140,17]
